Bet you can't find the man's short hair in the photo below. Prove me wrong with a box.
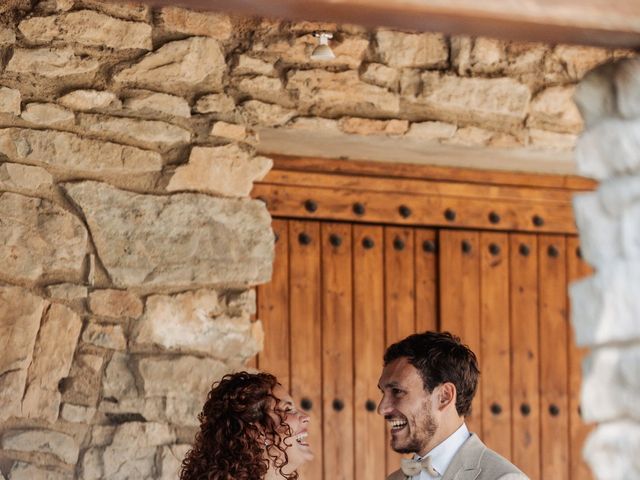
[383,331,480,417]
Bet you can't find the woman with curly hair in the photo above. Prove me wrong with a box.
[180,371,313,480]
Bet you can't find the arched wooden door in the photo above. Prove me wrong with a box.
[253,157,595,480]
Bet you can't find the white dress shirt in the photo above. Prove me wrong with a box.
[410,423,471,479]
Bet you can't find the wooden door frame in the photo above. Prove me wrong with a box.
[252,154,595,235]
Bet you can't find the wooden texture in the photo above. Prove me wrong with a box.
[479,232,511,459]
[130,0,640,48]
[566,237,594,480]
[538,235,569,480]
[509,234,541,480]
[321,223,354,480]
[439,229,482,436]
[288,220,323,480]
[353,225,386,480]
[415,229,438,332]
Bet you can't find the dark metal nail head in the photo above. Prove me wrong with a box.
[489,243,500,256]
[329,234,342,247]
[353,202,366,216]
[362,237,375,249]
[301,398,313,411]
[365,400,376,412]
[298,232,311,245]
[519,244,530,256]
[399,205,412,218]
[488,212,501,224]
[332,399,344,412]
[304,199,318,213]
[393,237,405,251]
[422,240,436,253]
[444,208,456,221]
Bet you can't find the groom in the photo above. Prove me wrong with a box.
[377,331,528,480]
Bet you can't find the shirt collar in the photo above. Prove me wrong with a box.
[415,423,470,476]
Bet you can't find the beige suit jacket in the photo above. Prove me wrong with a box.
[386,434,529,480]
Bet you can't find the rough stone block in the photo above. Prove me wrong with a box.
[0,287,46,421]
[583,420,640,479]
[89,289,143,319]
[77,0,150,21]
[159,445,191,479]
[167,144,272,197]
[8,462,72,480]
[22,303,82,421]
[158,7,232,39]
[58,89,121,111]
[0,192,87,284]
[572,61,618,129]
[111,421,175,447]
[102,352,137,399]
[98,396,165,422]
[102,446,156,480]
[581,344,640,422]
[0,26,16,46]
[444,126,494,147]
[338,117,409,136]
[262,35,368,70]
[124,91,190,118]
[76,113,191,150]
[237,75,293,108]
[376,30,448,68]
[6,48,100,78]
[361,63,400,90]
[570,260,640,346]
[81,322,127,350]
[60,403,96,423]
[404,121,457,141]
[468,37,506,74]
[210,121,249,141]
[575,117,640,179]
[46,283,88,302]
[226,289,257,315]
[528,85,583,134]
[287,70,400,118]
[19,10,152,50]
[0,163,54,191]
[0,128,162,176]
[1,429,79,464]
[165,395,200,426]
[546,45,610,83]
[21,102,74,126]
[79,447,103,480]
[61,353,103,407]
[239,100,295,127]
[614,56,640,119]
[234,54,277,77]
[194,93,235,114]
[527,128,577,151]
[115,37,225,94]
[0,87,21,115]
[65,182,273,288]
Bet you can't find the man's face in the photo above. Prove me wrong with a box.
[377,357,439,456]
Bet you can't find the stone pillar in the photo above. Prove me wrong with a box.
[571,57,640,479]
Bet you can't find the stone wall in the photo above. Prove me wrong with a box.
[0,1,626,479]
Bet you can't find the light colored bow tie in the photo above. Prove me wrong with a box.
[401,456,439,477]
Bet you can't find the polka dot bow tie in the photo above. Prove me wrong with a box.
[401,456,439,478]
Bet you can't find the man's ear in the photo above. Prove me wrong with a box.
[436,382,457,412]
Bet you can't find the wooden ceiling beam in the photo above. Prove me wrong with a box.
[133,0,640,48]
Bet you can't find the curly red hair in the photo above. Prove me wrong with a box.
[180,371,298,480]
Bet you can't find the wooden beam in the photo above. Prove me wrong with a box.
[133,0,640,48]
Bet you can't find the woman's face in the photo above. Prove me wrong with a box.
[271,384,314,471]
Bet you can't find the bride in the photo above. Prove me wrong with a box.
[180,371,314,479]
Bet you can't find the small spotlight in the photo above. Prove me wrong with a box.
[311,32,335,60]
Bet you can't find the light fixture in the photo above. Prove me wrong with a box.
[311,32,335,60]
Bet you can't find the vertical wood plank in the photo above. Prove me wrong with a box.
[353,225,386,480]
[479,232,511,459]
[289,220,323,480]
[539,235,569,480]
[257,219,289,389]
[321,223,354,480]
[509,234,540,480]
[415,228,438,333]
[439,229,482,436]
[384,226,415,474]
[566,236,594,480]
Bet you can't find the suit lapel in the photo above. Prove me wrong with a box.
[441,434,485,480]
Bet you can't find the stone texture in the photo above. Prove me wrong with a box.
[138,355,229,397]
[583,421,640,480]
[527,128,576,151]
[22,303,82,421]
[76,114,191,150]
[0,287,46,422]
[263,35,369,70]
[133,289,262,360]
[528,85,583,134]
[1,429,79,464]
[124,91,190,118]
[287,70,400,117]
[102,445,156,480]
[361,63,401,90]
[60,403,96,423]
[0,87,21,115]
[79,447,103,480]
[158,7,232,40]
[46,283,88,302]
[0,128,162,175]
[167,144,272,197]
[8,462,72,480]
[21,102,74,126]
[376,30,448,68]
[64,181,273,288]
[0,26,16,45]
[234,54,277,77]
[6,48,100,78]
[159,444,190,480]
[102,352,137,399]
[115,37,225,94]
[338,117,409,136]
[112,421,175,447]
[575,118,640,179]
[89,289,143,319]
[62,353,103,406]
[468,37,506,74]
[237,75,292,107]
[194,93,235,114]
[239,100,296,127]
[165,395,201,426]
[210,121,249,141]
[19,10,152,50]
[226,289,257,315]
[0,192,87,284]
[547,45,610,82]
[404,121,457,141]
[81,322,127,350]
[77,0,150,21]
[410,73,531,131]
[98,396,165,423]
[58,89,121,111]
[570,260,640,346]
[581,344,640,422]
[614,56,640,119]
[444,126,495,147]
[0,163,54,191]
